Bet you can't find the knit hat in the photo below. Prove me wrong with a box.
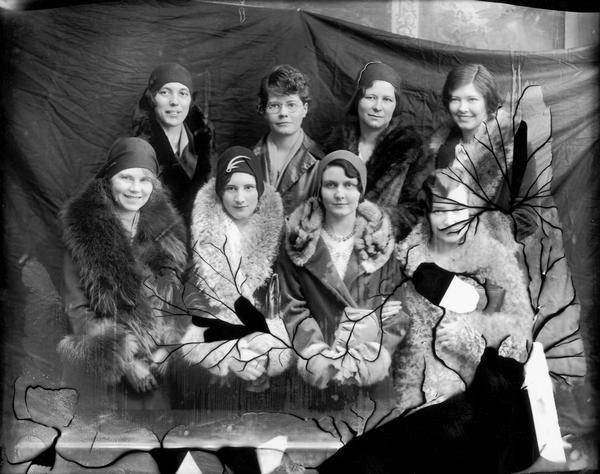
[315,149,367,196]
[356,61,401,91]
[148,63,193,94]
[215,146,264,199]
[97,137,158,179]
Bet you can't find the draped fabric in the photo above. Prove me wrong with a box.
[1,0,598,469]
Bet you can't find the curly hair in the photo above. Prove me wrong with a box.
[318,158,365,203]
[257,64,311,112]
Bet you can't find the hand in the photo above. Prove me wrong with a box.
[124,359,157,393]
[334,307,382,351]
[380,300,403,324]
[242,332,285,356]
[229,352,268,382]
[435,315,484,383]
[299,348,340,389]
[340,343,391,386]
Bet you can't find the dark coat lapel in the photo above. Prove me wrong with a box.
[302,237,358,308]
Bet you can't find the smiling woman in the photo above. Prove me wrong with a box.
[57,137,188,410]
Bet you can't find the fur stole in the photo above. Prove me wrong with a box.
[324,118,430,238]
[396,216,529,317]
[325,118,426,195]
[285,197,394,274]
[182,181,291,376]
[58,179,187,383]
[188,178,284,324]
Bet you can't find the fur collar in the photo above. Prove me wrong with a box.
[285,197,394,273]
[396,215,528,314]
[189,178,283,320]
[61,179,187,319]
[325,117,423,191]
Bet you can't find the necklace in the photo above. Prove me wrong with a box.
[323,226,355,242]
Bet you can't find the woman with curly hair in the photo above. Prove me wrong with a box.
[253,64,324,215]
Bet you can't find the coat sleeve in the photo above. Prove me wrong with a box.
[57,252,139,385]
[62,252,104,335]
[277,248,329,356]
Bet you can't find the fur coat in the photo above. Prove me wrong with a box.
[279,197,405,388]
[57,179,188,386]
[430,103,586,389]
[393,215,534,414]
[180,179,293,379]
[325,118,432,239]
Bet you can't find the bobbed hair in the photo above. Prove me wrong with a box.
[257,64,311,112]
[345,83,401,119]
[319,158,365,203]
[441,63,502,116]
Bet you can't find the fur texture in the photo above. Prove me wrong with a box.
[181,180,293,377]
[58,179,187,384]
[393,215,534,413]
[285,197,394,274]
[325,118,432,238]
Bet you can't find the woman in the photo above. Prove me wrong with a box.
[179,146,292,403]
[252,64,324,215]
[393,169,533,414]
[132,62,213,221]
[429,63,586,396]
[278,149,407,411]
[324,61,431,239]
[57,137,188,409]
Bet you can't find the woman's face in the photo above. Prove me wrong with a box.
[263,93,308,137]
[111,167,154,214]
[221,172,259,223]
[153,82,191,129]
[428,185,470,246]
[447,82,488,138]
[320,165,361,220]
[357,80,397,132]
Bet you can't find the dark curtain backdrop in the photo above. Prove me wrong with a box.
[1,0,598,462]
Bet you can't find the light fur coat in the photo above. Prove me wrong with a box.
[393,215,534,413]
[180,178,293,378]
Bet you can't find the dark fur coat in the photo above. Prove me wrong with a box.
[57,179,188,385]
[325,118,432,239]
